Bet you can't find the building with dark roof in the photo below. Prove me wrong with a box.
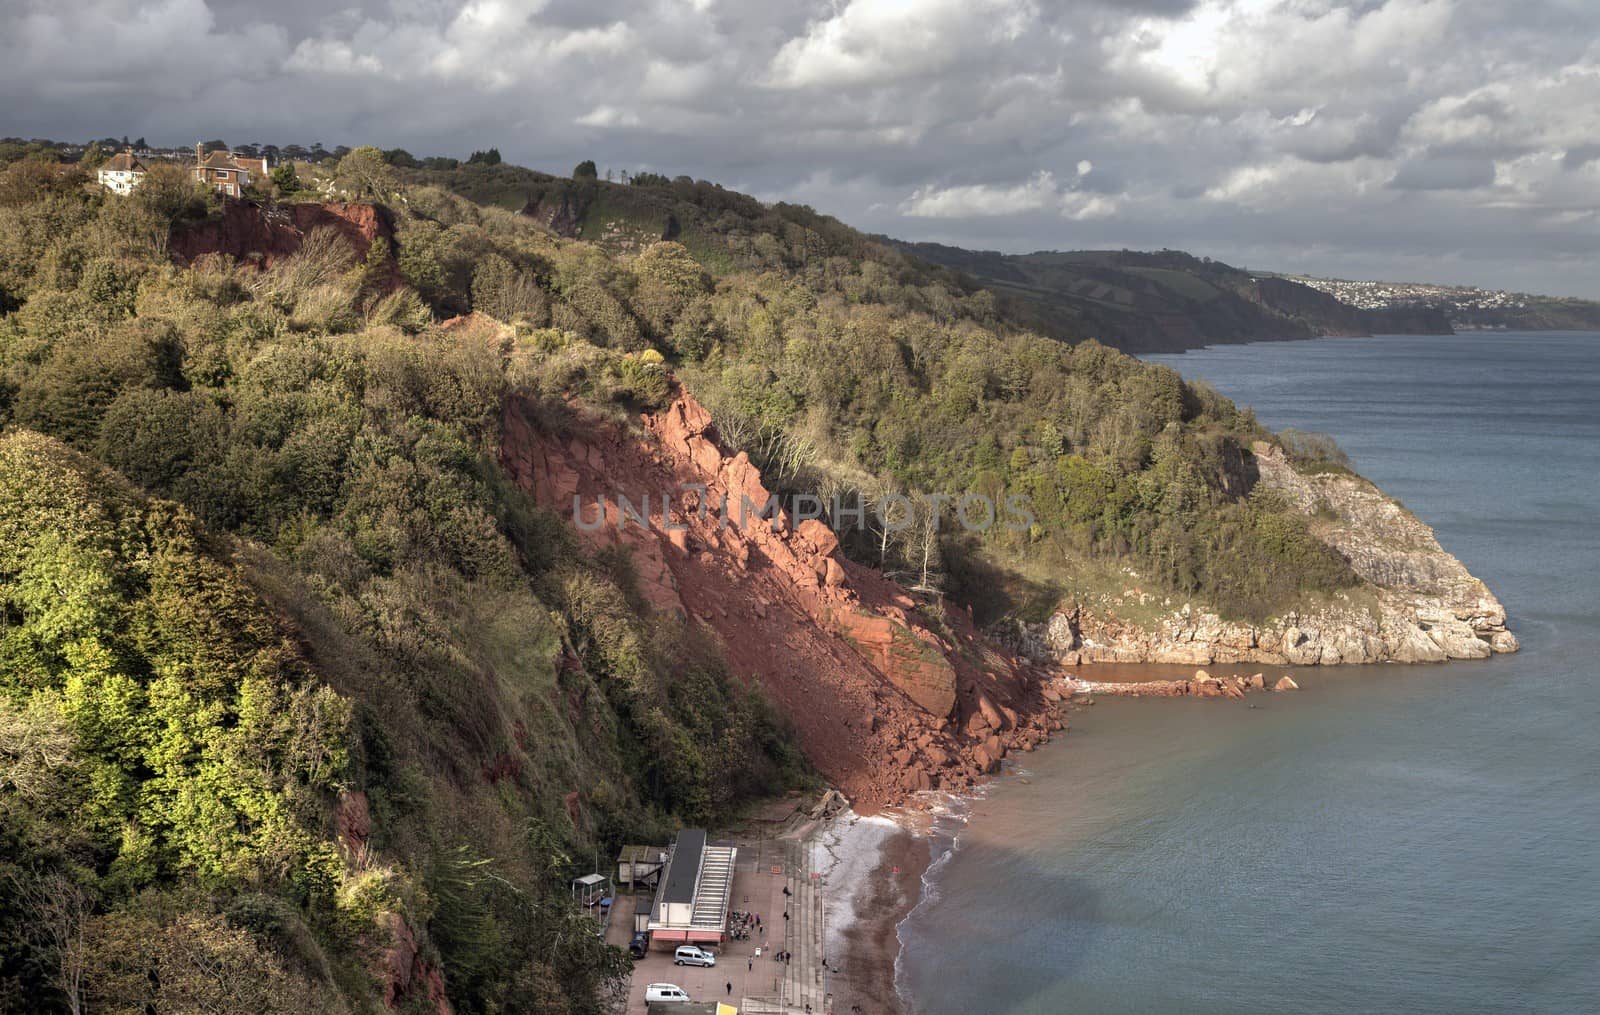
[646,828,737,945]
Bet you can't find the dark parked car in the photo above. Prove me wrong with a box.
[629,931,649,959]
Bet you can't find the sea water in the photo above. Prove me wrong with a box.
[898,332,1600,1014]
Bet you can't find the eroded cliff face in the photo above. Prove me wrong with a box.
[1006,442,1518,668]
[171,200,399,283]
[499,389,1062,811]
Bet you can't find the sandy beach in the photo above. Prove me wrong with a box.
[832,828,929,1014]
[805,811,934,1015]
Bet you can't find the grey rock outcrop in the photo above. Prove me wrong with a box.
[1007,442,1517,667]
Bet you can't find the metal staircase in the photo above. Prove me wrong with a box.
[690,844,736,930]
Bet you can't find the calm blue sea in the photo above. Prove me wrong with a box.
[898,332,1600,1014]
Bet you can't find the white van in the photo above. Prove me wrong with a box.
[673,944,716,967]
[644,983,691,1003]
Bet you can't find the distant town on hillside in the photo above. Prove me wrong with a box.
[1269,274,1600,332]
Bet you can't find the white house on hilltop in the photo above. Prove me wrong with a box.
[97,148,148,194]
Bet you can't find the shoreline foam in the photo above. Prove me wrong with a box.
[808,811,902,958]
[891,789,987,1014]
[810,788,993,1015]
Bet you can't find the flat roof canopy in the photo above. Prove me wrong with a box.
[661,829,707,905]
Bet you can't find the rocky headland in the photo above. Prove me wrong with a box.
[1000,441,1518,669]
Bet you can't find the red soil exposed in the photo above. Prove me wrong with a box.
[377,911,451,1015]
[500,386,1063,812]
[171,200,399,285]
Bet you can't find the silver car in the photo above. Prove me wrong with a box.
[673,945,716,967]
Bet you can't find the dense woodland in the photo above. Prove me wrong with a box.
[0,149,1354,1011]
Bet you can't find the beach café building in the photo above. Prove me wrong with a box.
[645,829,737,945]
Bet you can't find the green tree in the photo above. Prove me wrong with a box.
[572,160,597,180]
[5,870,91,1015]
[394,217,456,310]
[0,159,85,206]
[12,320,185,445]
[333,146,396,201]
[84,905,334,1013]
[269,162,300,194]
[133,162,210,224]
[632,240,709,338]
[471,253,547,324]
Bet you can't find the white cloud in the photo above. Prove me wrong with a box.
[285,37,383,75]
[901,171,1063,218]
[1203,162,1283,203]
[767,0,1036,89]
[1060,191,1119,221]
[10,0,289,83]
[576,104,641,127]
[1389,152,1496,191]
[901,169,1117,220]
[1112,0,1458,113]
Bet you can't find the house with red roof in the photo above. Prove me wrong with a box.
[192,142,262,198]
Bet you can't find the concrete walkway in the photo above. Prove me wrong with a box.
[776,838,830,1013]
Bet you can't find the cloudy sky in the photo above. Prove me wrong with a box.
[7,0,1600,296]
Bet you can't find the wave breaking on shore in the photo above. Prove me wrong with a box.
[804,787,997,1014]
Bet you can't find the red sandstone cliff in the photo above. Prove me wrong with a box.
[500,388,1063,812]
[171,200,398,284]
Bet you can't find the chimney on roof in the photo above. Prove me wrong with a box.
[196,142,204,164]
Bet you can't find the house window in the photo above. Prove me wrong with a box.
[215,170,229,178]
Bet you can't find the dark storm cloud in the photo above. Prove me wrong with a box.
[4,0,1598,296]
[1390,152,1497,191]
[1561,145,1600,171]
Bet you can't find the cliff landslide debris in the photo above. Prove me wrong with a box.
[500,387,1062,811]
